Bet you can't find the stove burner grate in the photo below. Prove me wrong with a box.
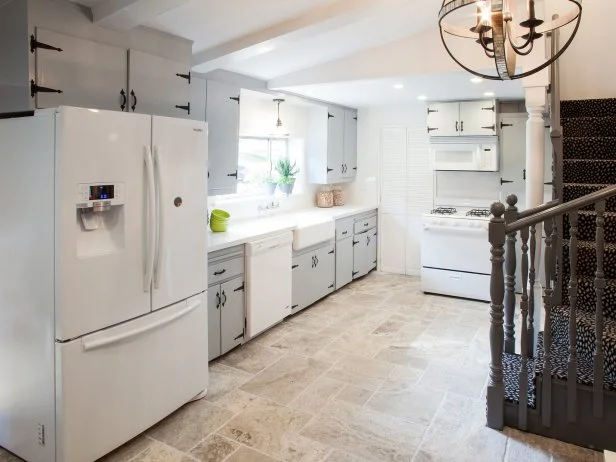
[466,209,491,217]
[431,207,458,215]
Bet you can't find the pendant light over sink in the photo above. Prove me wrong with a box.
[438,0,582,80]
[272,98,289,137]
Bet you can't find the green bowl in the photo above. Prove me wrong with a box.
[210,220,228,232]
[211,209,230,220]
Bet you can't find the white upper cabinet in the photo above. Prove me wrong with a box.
[206,80,240,196]
[427,102,460,137]
[427,100,497,137]
[34,29,127,112]
[459,100,497,135]
[127,50,191,118]
[343,109,358,178]
[308,105,357,184]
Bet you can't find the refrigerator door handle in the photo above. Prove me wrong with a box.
[153,146,165,290]
[82,299,202,352]
[143,146,157,292]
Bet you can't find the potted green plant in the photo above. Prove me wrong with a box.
[264,174,278,196]
[275,158,299,195]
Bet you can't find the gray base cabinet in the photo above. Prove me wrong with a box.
[292,241,335,314]
[353,227,377,280]
[334,211,378,288]
[208,246,245,361]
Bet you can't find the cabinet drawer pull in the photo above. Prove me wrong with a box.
[233,330,244,341]
[364,222,369,227]
[213,269,226,276]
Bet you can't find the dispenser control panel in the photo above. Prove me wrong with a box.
[76,183,125,209]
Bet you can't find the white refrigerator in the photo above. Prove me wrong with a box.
[0,107,209,462]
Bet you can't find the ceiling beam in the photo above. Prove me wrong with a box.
[92,0,191,31]
[191,0,407,74]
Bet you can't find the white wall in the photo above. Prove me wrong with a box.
[349,104,432,276]
[550,0,616,100]
[28,0,192,63]
[210,90,320,220]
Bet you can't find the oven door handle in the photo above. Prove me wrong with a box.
[423,225,486,233]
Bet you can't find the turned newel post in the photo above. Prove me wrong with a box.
[487,201,506,430]
[504,194,519,354]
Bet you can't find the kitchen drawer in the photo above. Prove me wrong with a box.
[336,218,354,241]
[208,256,243,285]
[354,215,377,234]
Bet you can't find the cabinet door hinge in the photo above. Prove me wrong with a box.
[176,72,191,83]
[327,167,334,173]
[353,116,357,121]
[292,264,299,269]
[233,283,245,292]
[352,271,359,277]
[230,96,240,104]
[233,330,244,341]
[427,108,438,114]
[328,283,334,289]
[352,240,359,246]
[482,105,495,112]
[482,124,496,131]
[227,171,238,178]
[292,304,299,309]
[500,121,514,129]
[427,127,438,133]
[30,35,62,53]
[328,113,334,119]
[30,80,62,97]
[328,249,335,255]
[175,103,190,114]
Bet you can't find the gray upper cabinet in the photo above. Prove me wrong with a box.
[206,80,240,196]
[189,76,207,122]
[343,109,358,178]
[207,288,221,361]
[307,105,356,184]
[220,276,245,355]
[427,100,497,137]
[127,49,191,118]
[34,28,127,112]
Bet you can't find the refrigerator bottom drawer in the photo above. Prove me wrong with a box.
[55,293,208,462]
[421,267,490,302]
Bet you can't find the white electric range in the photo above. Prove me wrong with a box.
[421,207,492,302]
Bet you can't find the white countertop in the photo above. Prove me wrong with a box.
[208,204,378,253]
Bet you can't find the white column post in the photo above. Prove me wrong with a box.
[525,85,548,344]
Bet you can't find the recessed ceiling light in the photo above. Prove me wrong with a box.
[484,91,495,97]
[393,84,404,89]
[417,95,428,101]
[470,77,483,84]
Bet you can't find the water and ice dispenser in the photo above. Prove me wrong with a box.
[76,183,126,257]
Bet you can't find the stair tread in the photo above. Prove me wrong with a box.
[561,99,616,118]
[562,275,616,320]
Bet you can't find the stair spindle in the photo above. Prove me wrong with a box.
[504,195,519,354]
[528,225,537,357]
[487,202,506,430]
[519,225,530,430]
[594,200,606,418]
[542,217,555,427]
[567,210,579,422]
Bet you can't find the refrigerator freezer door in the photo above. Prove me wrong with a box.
[55,107,153,341]
[151,116,208,311]
[55,293,208,462]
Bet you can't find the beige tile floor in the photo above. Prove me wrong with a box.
[0,273,604,462]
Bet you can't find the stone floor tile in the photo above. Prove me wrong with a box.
[335,385,373,406]
[189,434,238,462]
[218,398,311,457]
[289,376,347,414]
[208,389,259,415]
[503,427,552,462]
[420,393,507,461]
[0,448,26,462]
[226,446,281,462]
[366,385,444,425]
[550,440,603,462]
[239,354,330,405]
[218,342,286,374]
[387,365,425,385]
[325,450,370,462]
[325,353,394,391]
[130,441,192,462]
[371,319,405,335]
[277,434,332,462]
[147,400,234,452]
[412,450,451,462]
[300,401,426,461]
[205,362,253,402]
[270,330,333,357]
[97,434,153,462]
[417,361,487,399]
[342,292,384,308]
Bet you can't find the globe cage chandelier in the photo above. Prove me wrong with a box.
[438,0,582,80]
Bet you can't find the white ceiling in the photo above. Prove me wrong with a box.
[281,72,525,108]
[144,0,336,53]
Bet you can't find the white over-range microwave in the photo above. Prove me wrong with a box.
[431,136,499,172]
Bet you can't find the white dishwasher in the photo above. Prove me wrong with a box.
[246,232,293,339]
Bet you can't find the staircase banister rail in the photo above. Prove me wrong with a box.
[518,200,560,220]
[506,185,616,234]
